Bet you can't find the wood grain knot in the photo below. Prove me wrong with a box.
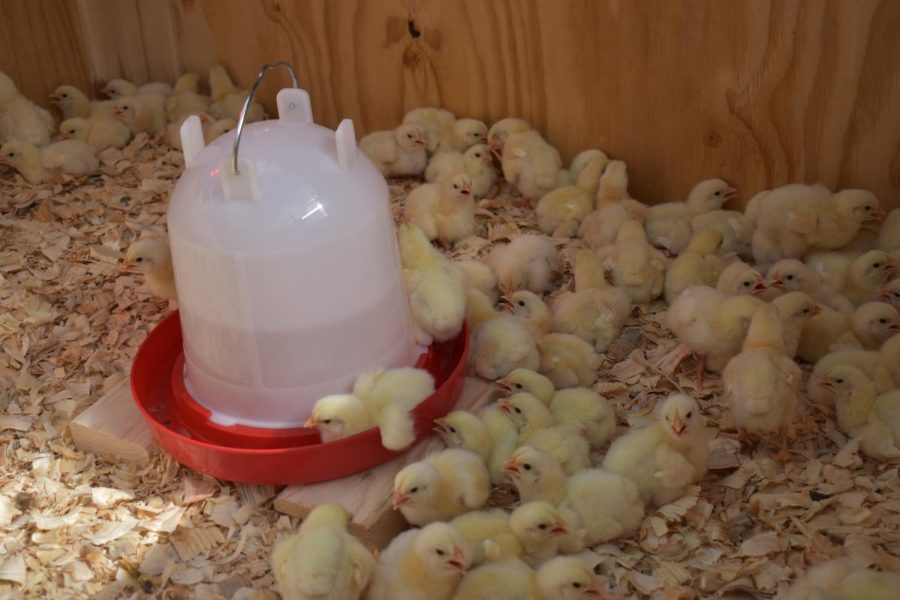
[408,19,422,38]
[704,130,723,148]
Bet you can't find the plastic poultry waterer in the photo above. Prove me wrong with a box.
[130,63,468,484]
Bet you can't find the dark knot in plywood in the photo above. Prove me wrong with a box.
[408,19,422,38]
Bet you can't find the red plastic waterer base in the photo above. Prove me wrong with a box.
[130,312,468,485]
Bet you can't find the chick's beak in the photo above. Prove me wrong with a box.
[433,419,449,435]
[767,278,785,290]
[119,258,134,270]
[810,305,823,316]
[721,187,738,202]
[497,398,513,414]
[497,296,514,312]
[671,413,687,435]
[391,492,410,509]
[49,93,61,103]
[495,378,514,392]
[889,320,900,333]
[460,186,471,196]
[817,380,835,391]
[502,456,520,476]
[752,279,768,294]
[550,519,569,534]
[880,289,895,303]
[869,207,887,222]
[584,578,605,597]
[302,415,319,429]
[884,259,897,277]
[447,547,467,573]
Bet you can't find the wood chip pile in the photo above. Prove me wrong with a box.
[0,137,898,599]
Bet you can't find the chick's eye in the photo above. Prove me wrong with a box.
[786,274,794,280]
[803,308,810,314]
[572,582,582,589]
[836,378,844,384]
[435,549,445,556]
[517,300,525,306]
[523,463,532,471]
[743,281,752,287]
[322,418,332,424]
[515,383,523,389]
[453,184,459,190]
[874,263,881,268]
[449,426,456,433]
[714,191,721,196]
[135,257,144,263]
[538,523,547,530]
[475,153,481,158]
[686,411,693,418]
[407,134,413,138]
[879,318,888,324]
[665,415,670,422]
[410,486,419,493]
[864,205,872,211]
[514,407,523,414]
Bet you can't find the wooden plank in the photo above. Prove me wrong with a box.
[273,376,498,549]
[69,375,154,466]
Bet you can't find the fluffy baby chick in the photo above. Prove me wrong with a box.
[612,219,668,304]
[122,238,176,300]
[393,448,490,525]
[665,286,762,374]
[486,234,561,294]
[883,333,900,388]
[0,139,98,184]
[549,388,617,451]
[877,208,900,252]
[305,394,372,441]
[772,292,821,358]
[102,78,172,99]
[579,196,649,250]
[851,302,900,349]
[205,117,236,143]
[796,306,862,364]
[716,260,768,297]
[435,410,492,464]
[723,304,801,456]
[403,107,456,153]
[806,250,897,306]
[786,558,900,600]
[504,445,567,504]
[486,117,532,158]
[451,558,537,600]
[498,392,591,475]
[271,503,374,600]
[480,403,521,485]
[644,178,737,254]
[535,555,604,599]
[466,289,540,380]
[113,95,166,134]
[535,186,594,238]
[817,365,900,460]
[164,89,212,123]
[404,174,475,246]
[205,65,265,123]
[502,130,567,202]
[509,501,584,567]
[496,368,555,405]
[438,118,488,153]
[690,209,754,259]
[569,149,610,196]
[352,367,435,450]
[765,258,855,314]
[664,228,727,304]
[880,278,900,311]
[359,124,428,176]
[455,259,499,303]
[450,509,522,566]
[369,522,471,600]
[397,223,467,345]
[0,71,54,147]
[49,85,116,121]
[550,249,631,352]
[426,144,497,198]
[807,348,894,405]
[60,117,132,151]
[803,189,884,251]
[602,394,708,508]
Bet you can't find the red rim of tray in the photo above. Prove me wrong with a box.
[130,311,468,484]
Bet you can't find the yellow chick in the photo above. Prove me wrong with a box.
[594,158,631,203]
[563,466,645,545]
[455,258,500,303]
[851,302,900,349]
[435,411,492,464]
[549,388,617,451]
[49,85,116,121]
[0,71,54,147]
[305,394,372,442]
[450,509,523,566]
[271,503,374,600]
[664,228,727,304]
[805,250,897,306]
[392,448,490,525]
[113,94,166,134]
[567,148,609,194]
[883,333,900,388]
[425,144,497,198]
[880,278,900,311]
[502,130,567,202]
[351,367,435,450]
[102,78,172,99]
[772,291,821,358]
[496,368,555,405]
[509,501,585,567]
[723,304,801,456]
[359,124,428,176]
[644,178,737,254]
[817,365,900,460]
[466,288,540,380]
[665,286,762,374]
[786,558,900,600]
[579,197,649,251]
[715,260,769,296]
[368,522,471,600]
[404,107,457,153]
[204,117,236,144]
[164,88,212,123]
[451,558,537,600]
[122,238,176,300]
[398,224,467,344]
[206,65,265,123]
[486,117,532,158]
[208,65,240,101]
[877,208,900,252]
[535,186,594,238]
[404,174,475,246]
[796,305,862,364]
[612,219,667,304]
[1,139,98,184]
[438,118,488,153]
[481,403,521,485]
[498,392,591,475]
[804,189,885,251]
[535,556,605,599]
[690,209,754,259]
[807,348,894,405]
[60,117,132,152]
[486,234,562,294]
[504,445,567,504]
[765,258,855,314]
[602,394,708,508]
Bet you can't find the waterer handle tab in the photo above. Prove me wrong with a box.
[232,60,299,175]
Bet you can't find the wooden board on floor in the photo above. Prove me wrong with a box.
[273,376,498,549]
[69,374,155,465]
